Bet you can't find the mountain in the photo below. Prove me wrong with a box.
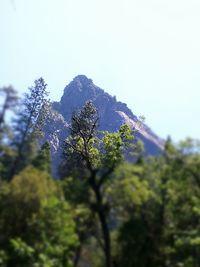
[43,75,164,174]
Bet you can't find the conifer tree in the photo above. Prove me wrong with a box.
[9,78,49,179]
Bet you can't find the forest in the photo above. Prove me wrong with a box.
[1,78,200,267]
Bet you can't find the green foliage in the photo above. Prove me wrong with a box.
[0,166,56,242]
[27,198,78,267]
[0,145,16,180]
[32,142,51,173]
[9,238,35,266]
[112,138,200,267]
[107,163,150,213]
[101,124,133,168]
[2,81,200,266]
[0,166,78,267]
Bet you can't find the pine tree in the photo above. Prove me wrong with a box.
[9,78,49,179]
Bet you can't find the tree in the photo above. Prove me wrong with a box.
[61,101,138,267]
[9,78,50,179]
[0,86,18,180]
[0,166,78,267]
[0,86,18,131]
[118,137,200,267]
[32,141,51,174]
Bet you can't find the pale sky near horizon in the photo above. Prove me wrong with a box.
[0,0,200,141]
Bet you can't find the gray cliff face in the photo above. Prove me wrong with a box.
[44,75,164,175]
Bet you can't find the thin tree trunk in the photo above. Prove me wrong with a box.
[91,181,112,267]
[97,206,112,267]
[74,243,82,267]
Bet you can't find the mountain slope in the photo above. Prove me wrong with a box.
[44,75,164,174]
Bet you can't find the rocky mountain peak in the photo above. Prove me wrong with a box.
[58,75,104,119]
[45,75,164,175]
[58,75,137,123]
[73,74,93,85]
[63,75,101,98]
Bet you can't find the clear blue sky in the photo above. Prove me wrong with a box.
[1,0,200,141]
